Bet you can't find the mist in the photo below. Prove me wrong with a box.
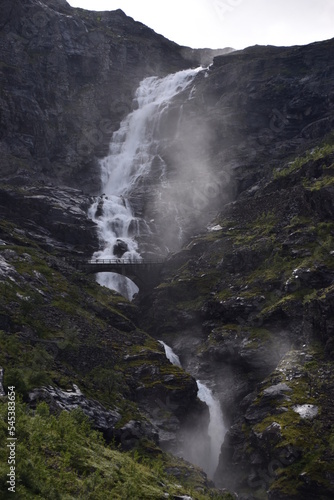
[140,68,232,254]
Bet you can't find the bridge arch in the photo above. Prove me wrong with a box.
[70,258,165,292]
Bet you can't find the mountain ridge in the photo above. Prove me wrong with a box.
[0,1,334,498]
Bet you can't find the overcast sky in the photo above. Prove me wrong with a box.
[67,0,334,50]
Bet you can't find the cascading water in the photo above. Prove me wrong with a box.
[89,67,202,299]
[158,340,182,368]
[159,340,226,479]
[197,381,226,478]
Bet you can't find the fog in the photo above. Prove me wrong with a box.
[142,68,232,253]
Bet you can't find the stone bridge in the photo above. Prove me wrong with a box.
[70,258,165,290]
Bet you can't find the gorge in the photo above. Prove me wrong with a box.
[1,1,334,499]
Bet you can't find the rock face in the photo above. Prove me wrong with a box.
[0,0,199,191]
[29,384,123,441]
[0,218,204,455]
[1,1,334,498]
[141,146,334,497]
[123,39,334,254]
[136,41,334,494]
[0,181,97,256]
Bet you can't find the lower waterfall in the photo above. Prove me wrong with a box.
[159,340,226,479]
[197,381,226,479]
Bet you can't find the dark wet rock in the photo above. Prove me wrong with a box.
[304,287,334,358]
[94,197,104,218]
[29,384,122,441]
[285,265,334,293]
[0,183,97,256]
[113,419,159,451]
[0,314,12,333]
[201,296,260,323]
[262,383,293,398]
[113,238,129,258]
[253,420,282,442]
[243,384,293,426]
[28,384,160,449]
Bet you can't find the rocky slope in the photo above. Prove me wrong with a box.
[0,198,230,498]
[1,0,334,498]
[141,134,334,498]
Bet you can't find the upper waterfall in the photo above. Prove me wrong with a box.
[101,67,203,196]
[89,67,203,299]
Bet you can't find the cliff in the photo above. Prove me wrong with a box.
[1,0,334,498]
[0,0,208,191]
[140,41,334,499]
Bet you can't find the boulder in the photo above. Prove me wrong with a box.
[29,385,122,440]
[113,239,129,258]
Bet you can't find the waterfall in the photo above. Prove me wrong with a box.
[89,67,202,300]
[197,381,226,478]
[159,340,226,479]
[158,340,182,368]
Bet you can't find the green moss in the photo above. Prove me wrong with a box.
[303,174,334,190]
[274,141,334,179]
[243,345,334,498]
[0,330,60,396]
[249,327,272,343]
[246,252,291,285]
[285,215,314,229]
[214,289,234,301]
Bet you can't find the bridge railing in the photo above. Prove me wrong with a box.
[69,257,166,266]
[88,258,165,265]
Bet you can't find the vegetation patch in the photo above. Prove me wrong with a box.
[274,141,334,179]
[0,400,228,499]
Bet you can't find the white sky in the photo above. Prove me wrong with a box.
[67,0,334,50]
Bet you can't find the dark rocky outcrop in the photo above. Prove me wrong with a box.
[28,384,164,449]
[113,238,129,258]
[29,384,123,440]
[0,181,97,255]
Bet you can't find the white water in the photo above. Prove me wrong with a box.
[159,340,226,478]
[89,67,202,299]
[197,381,226,478]
[158,340,182,368]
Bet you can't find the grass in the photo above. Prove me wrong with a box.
[0,400,229,500]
